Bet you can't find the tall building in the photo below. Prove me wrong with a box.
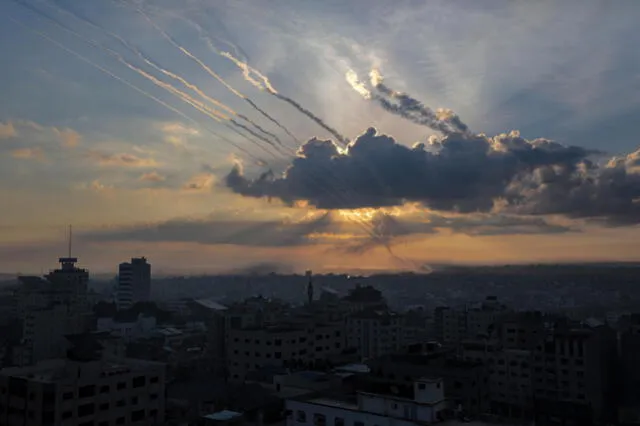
[531,322,617,426]
[0,334,165,426]
[12,256,92,366]
[117,257,151,310]
[346,308,405,360]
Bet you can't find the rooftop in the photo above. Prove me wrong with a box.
[193,298,228,311]
[203,410,243,421]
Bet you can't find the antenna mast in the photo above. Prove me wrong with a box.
[68,225,72,258]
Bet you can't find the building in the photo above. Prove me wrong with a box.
[117,258,151,310]
[532,323,617,426]
[434,297,510,346]
[366,347,489,416]
[342,284,387,313]
[96,311,157,343]
[347,308,404,360]
[227,321,345,383]
[619,318,640,423]
[285,377,448,426]
[12,256,92,366]
[0,334,165,426]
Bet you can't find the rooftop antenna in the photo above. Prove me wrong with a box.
[68,225,72,258]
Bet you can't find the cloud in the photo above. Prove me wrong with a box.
[88,180,114,192]
[53,128,81,148]
[226,127,599,213]
[80,211,333,247]
[182,172,216,192]
[0,122,17,139]
[139,171,166,183]
[11,147,45,161]
[505,148,640,225]
[87,151,161,168]
[159,122,199,147]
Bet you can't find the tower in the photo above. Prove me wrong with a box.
[306,270,313,305]
[116,257,151,310]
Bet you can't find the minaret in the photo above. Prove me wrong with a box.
[306,270,313,305]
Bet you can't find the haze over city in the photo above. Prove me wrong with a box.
[1,0,640,274]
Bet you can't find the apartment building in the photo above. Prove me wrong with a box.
[532,323,616,426]
[366,348,488,416]
[116,258,151,311]
[0,334,165,426]
[434,296,510,345]
[285,378,448,426]
[227,321,344,382]
[346,309,404,360]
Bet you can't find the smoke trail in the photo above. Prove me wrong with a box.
[220,51,349,146]
[6,13,262,162]
[46,0,287,148]
[369,69,470,135]
[16,0,286,161]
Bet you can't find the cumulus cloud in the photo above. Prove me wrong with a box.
[87,151,160,167]
[226,127,599,213]
[160,122,199,147]
[0,122,17,139]
[11,147,45,161]
[139,171,166,183]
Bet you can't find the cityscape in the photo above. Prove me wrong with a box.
[1,1,640,426]
[1,253,640,425]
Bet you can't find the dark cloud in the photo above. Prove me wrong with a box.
[505,148,640,225]
[226,127,600,213]
[80,213,333,247]
[342,212,574,254]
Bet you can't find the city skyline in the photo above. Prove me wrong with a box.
[1,0,640,274]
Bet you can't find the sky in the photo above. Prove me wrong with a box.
[1,0,640,275]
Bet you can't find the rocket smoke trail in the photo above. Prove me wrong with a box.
[369,69,470,136]
[129,5,293,148]
[221,50,349,146]
[18,0,285,159]
[48,0,286,148]
[346,69,470,136]
[7,14,261,161]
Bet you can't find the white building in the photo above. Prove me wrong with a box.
[97,312,157,343]
[0,337,165,426]
[347,309,404,360]
[117,257,151,310]
[285,378,448,426]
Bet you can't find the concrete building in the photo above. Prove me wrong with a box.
[96,311,157,343]
[531,323,616,426]
[116,257,151,310]
[435,297,510,346]
[347,308,404,360]
[285,377,448,426]
[12,257,92,366]
[0,334,165,426]
[227,321,345,382]
[366,348,489,417]
[619,319,640,423]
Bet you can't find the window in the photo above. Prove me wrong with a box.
[99,385,109,394]
[63,392,73,400]
[150,376,159,384]
[150,393,158,400]
[314,413,327,426]
[116,399,126,407]
[275,352,282,359]
[297,410,307,422]
[132,376,146,388]
[275,339,282,346]
[418,383,426,390]
[354,422,365,426]
[99,403,109,411]
[131,396,139,404]
[131,409,145,422]
[117,382,126,390]
[79,385,95,398]
[78,403,95,417]
[62,411,73,420]
[116,418,125,425]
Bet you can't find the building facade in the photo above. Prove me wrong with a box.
[116,258,151,311]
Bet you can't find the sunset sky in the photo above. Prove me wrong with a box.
[1,0,639,275]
